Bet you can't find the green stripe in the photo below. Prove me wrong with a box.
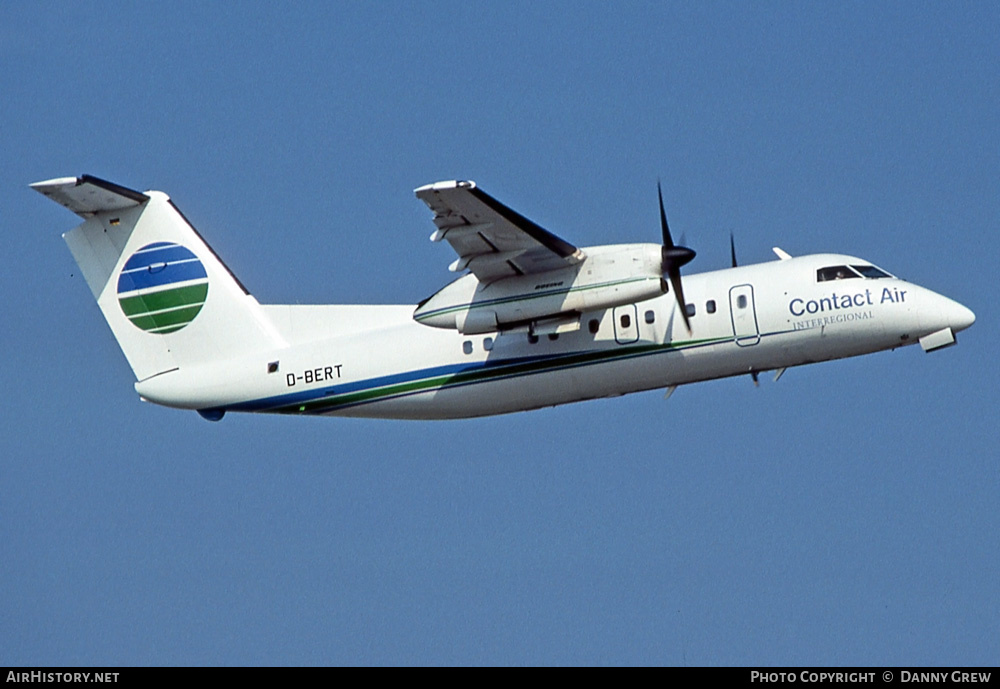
[275,335,728,414]
[119,283,208,317]
[127,305,204,331]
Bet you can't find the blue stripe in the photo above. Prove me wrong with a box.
[223,356,544,413]
[117,260,208,293]
[122,245,199,271]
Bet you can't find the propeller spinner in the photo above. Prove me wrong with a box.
[657,182,696,333]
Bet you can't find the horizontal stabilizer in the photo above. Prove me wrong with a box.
[31,174,149,218]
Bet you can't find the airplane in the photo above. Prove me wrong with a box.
[32,174,975,421]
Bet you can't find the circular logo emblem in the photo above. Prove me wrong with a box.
[117,242,209,334]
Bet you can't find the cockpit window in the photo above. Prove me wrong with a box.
[817,265,861,282]
[851,264,893,279]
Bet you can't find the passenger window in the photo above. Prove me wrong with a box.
[548,333,559,341]
[588,318,600,334]
[685,303,696,317]
[737,295,747,309]
[528,334,539,344]
[706,300,716,314]
[462,340,473,355]
[817,265,860,282]
[483,337,493,351]
[644,310,655,324]
[620,314,631,329]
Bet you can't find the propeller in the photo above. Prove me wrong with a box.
[658,181,696,333]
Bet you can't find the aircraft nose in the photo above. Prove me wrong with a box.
[948,300,976,333]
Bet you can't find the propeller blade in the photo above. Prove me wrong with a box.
[667,265,692,333]
[656,181,696,334]
[730,232,738,268]
[658,181,674,248]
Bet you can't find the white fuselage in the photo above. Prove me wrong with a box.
[134,251,975,420]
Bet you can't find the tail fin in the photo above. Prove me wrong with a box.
[33,175,282,381]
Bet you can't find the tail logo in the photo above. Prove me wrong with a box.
[117,242,209,334]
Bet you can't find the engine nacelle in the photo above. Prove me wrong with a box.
[414,244,666,334]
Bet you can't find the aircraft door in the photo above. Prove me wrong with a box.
[729,284,760,346]
[613,305,639,344]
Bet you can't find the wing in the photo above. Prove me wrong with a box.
[414,180,584,281]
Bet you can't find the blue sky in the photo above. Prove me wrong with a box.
[3,2,997,665]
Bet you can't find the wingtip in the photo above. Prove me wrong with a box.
[414,179,477,195]
[30,176,80,191]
